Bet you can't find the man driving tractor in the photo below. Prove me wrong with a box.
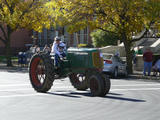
[51,36,66,68]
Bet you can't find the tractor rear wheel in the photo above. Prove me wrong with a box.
[89,73,110,97]
[69,73,88,90]
[29,53,54,92]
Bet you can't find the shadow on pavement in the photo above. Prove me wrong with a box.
[46,91,146,102]
[105,95,146,102]
[46,92,82,98]
[108,92,123,96]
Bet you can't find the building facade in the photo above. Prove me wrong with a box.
[0,26,92,55]
[32,26,92,48]
[0,29,32,55]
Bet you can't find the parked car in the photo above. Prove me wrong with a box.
[102,53,128,78]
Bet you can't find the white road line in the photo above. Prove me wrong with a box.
[111,87,160,91]
[0,88,33,92]
[0,86,74,92]
[52,86,73,88]
[1,83,159,87]
[0,83,62,87]
[0,87,159,93]
[0,84,160,93]
[0,93,42,98]
[0,88,160,98]
[0,84,30,87]
[112,84,160,87]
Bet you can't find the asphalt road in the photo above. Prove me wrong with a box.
[0,71,160,120]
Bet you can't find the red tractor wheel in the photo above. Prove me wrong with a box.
[29,53,54,92]
[69,73,88,90]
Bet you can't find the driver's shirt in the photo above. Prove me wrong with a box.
[51,42,66,56]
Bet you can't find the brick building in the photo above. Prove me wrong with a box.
[0,29,32,55]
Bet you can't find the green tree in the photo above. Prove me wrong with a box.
[0,0,53,66]
[91,30,118,47]
[50,0,160,74]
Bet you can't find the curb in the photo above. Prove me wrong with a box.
[128,74,160,81]
[0,65,28,72]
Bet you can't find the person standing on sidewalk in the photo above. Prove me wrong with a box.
[143,48,153,76]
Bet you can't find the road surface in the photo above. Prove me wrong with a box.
[0,71,160,120]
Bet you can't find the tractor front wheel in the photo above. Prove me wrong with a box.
[29,53,54,92]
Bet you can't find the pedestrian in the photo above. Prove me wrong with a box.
[143,48,153,76]
[115,50,120,57]
[31,45,40,54]
[135,46,143,55]
[43,44,51,54]
[35,45,40,53]
[51,36,66,68]
[18,52,23,66]
[152,58,160,76]
[131,49,137,64]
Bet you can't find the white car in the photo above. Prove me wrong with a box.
[102,53,128,78]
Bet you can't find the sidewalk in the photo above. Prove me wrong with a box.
[0,63,28,73]
[128,71,160,81]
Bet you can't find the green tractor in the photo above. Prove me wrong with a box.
[29,47,110,97]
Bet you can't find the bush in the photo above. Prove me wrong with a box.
[0,56,6,62]
[91,30,118,47]
[0,56,18,62]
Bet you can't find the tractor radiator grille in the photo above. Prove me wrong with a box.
[92,52,104,68]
